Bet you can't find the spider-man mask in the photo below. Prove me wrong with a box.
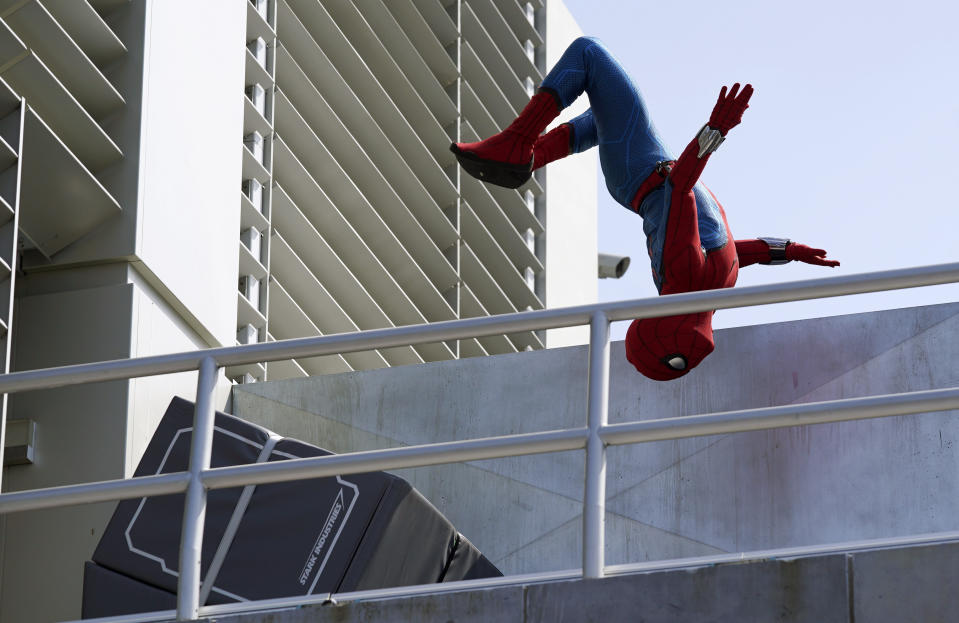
[625,312,715,381]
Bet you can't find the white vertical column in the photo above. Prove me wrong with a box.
[176,356,219,620]
[0,100,24,490]
[583,311,610,578]
[453,0,463,341]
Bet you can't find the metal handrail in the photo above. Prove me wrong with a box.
[0,262,956,394]
[3,386,958,514]
[1,262,958,622]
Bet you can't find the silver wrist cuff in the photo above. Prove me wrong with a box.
[758,237,791,265]
[696,124,725,158]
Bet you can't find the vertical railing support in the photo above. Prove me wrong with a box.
[177,356,219,620]
[583,311,610,578]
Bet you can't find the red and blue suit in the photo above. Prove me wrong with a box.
[452,37,838,381]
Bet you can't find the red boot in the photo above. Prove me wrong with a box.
[532,123,571,170]
[451,91,560,188]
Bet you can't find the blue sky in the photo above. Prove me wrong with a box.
[560,0,959,339]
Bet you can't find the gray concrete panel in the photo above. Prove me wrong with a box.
[497,511,726,572]
[212,586,525,623]
[207,555,852,623]
[234,303,959,575]
[394,457,585,571]
[606,308,959,554]
[852,542,959,623]
[3,284,136,623]
[199,541,959,623]
[526,555,848,623]
[3,277,236,623]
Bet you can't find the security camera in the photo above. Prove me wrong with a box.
[598,253,630,279]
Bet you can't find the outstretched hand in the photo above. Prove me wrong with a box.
[786,243,840,267]
[708,83,754,135]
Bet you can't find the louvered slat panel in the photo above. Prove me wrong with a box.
[468,0,541,85]
[42,0,126,67]
[484,183,543,237]
[3,0,124,118]
[411,0,458,50]
[276,42,457,236]
[267,276,353,376]
[461,40,519,132]
[0,23,121,170]
[275,79,456,259]
[18,106,120,256]
[270,184,425,367]
[462,175,542,275]
[461,241,541,350]
[356,0,457,128]
[272,182,453,363]
[384,1,458,88]
[279,0,456,201]
[274,93,456,320]
[265,356,309,381]
[459,337,489,359]
[271,138,457,357]
[462,200,541,310]
[492,0,543,49]
[459,283,516,355]
[270,231,391,371]
[461,2,527,112]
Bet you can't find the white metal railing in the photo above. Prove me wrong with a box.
[1,262,959,622]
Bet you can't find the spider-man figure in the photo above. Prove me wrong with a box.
[452,37,839,381]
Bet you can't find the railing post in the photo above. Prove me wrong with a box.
[177,356,219,620]
[583,311,610,579]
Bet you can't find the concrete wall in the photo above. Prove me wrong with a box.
[233,302,959,576]
[2,277,135,623]
[0,266,233,623]
[542,0,598,348]
[212,541,959,623]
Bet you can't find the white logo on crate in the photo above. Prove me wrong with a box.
[299,488,347,585]
[268,448,360,596]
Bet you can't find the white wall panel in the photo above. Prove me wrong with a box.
[543,0,597,347]
[137,0,245,347]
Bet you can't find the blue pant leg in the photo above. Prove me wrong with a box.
[566,109,597,153]
[541,37,671,208]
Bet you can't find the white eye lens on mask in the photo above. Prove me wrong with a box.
[666,355,687,371]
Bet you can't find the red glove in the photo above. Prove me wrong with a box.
[786,243,840,267]
[708,83,754,135]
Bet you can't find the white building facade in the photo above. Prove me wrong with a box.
[0,1,596,621]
